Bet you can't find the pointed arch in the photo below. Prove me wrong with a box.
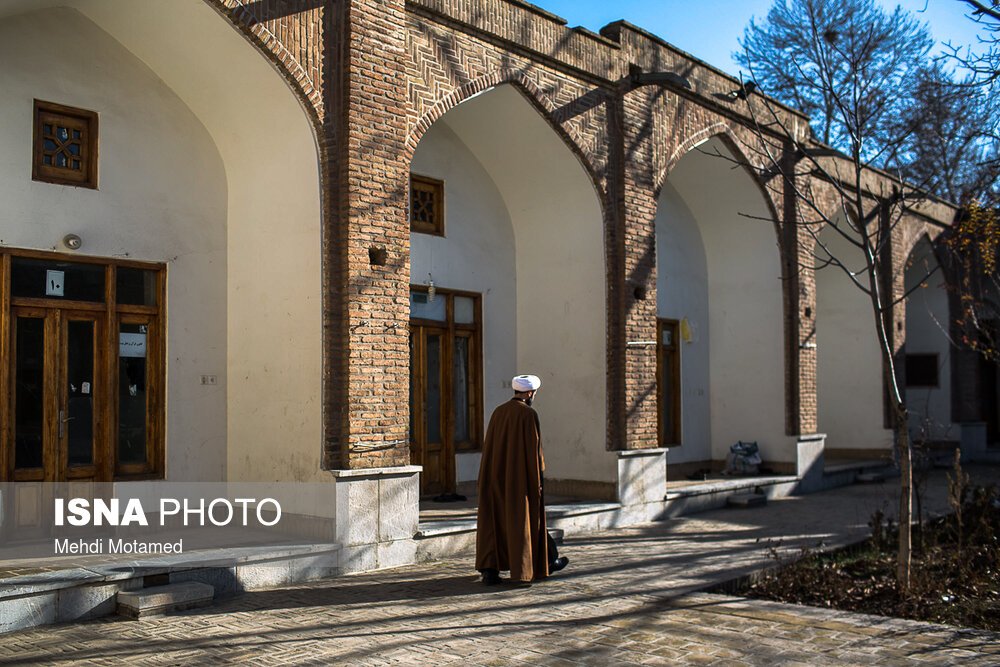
[406,70,604,199]
[656,127,780,226]
[203,0,325,133]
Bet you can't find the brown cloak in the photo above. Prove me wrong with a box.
[475,398,549,582]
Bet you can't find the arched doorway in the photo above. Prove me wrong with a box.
[655,135,787,475]
[408,84,606,496]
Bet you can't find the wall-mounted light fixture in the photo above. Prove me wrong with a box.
[62,233,82,250]
[680,317,693,343]
[427,273,436,302]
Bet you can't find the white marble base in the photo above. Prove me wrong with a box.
[332,466,421,573]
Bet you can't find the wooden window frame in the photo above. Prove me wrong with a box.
[33,100,99,189]
[657,318,682,446]
[1,248,165,482]
[409,285,483,452]
[410,174,445,236]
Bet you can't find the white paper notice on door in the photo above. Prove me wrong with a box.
[119,333,147,358]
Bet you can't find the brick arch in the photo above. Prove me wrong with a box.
[902,226,947,268]
[656,126,782,239]
[202,0,325,133]
[405,70,603,195]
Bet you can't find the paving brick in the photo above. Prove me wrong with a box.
[2,467,1000,664]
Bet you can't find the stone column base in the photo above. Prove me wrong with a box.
[332,465,421,574]
[796,433,826,494]
[617,448,667,522]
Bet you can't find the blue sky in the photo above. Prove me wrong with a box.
[531,0,987,77]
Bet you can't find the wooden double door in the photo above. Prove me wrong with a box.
[2,250,164,485]
[409,288,482,496]
[10,306,105,482]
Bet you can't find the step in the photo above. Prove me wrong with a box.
[855,472,885,484]
[117,582,214,619]
[0,542,341,634]
[822,460,895,491]
[662,476,797,517]
[415,503,619,563]
[726,493,767,508]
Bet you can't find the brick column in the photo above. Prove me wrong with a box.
[609,84,659,451]
[324,0,411,469]
[781,143,819,435]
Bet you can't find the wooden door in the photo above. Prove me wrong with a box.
[657,319,681,446]
[6,307,103,542]
[9,307,103,482]
[410,325,454,495]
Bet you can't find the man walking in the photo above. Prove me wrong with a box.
[475,374,568,585]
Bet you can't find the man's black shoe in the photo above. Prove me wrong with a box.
[550,556,569,573]
[481,569,502,585]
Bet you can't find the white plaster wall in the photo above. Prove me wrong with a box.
[905,238,953,442]
[74,0,323,482]
[426,86,612,483]
[663,137,790,463]
[410,120,517,484]
[816,218,893,453]
[655,182,711,464]
[1,1,323,482]
[0,7,228,479]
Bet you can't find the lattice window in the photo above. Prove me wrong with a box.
[33,100,99,188]
[410,174,444,236]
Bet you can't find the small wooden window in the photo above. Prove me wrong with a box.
[32,100,99,189]
[905,353,939,388]
[410,174,444,236]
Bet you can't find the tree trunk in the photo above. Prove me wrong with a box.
[895,403,912,591]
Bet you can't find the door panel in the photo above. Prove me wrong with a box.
[61,312,101,480]
[117,317,154,469]
[12,309,54,481]
[411,326,455,495]
[9,308,102,482]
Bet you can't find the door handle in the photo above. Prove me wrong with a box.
[59,410,75,438]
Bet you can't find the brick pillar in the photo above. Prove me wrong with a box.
[324,0,411,469]
[609,84,659,451]
[781,143,818,435]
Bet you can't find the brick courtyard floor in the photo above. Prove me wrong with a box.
[2,466,999,666]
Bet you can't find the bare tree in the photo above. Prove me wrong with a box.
[945,0,1000,93]
[733,0,951,591]
[735,0,932,161]
[891,64,1000,207]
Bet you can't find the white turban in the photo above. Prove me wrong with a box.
[512,374,541,392]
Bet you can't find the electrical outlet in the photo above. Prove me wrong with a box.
[200,375,218,386]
